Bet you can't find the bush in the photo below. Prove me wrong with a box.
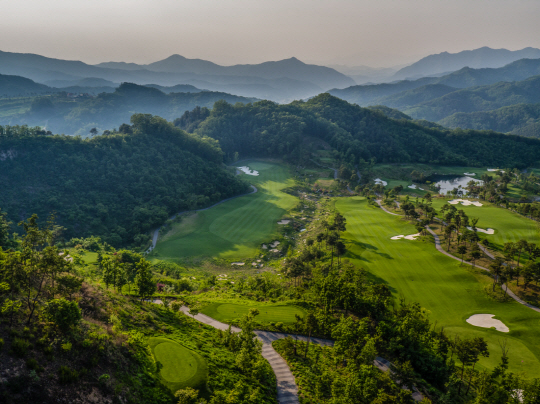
[10,337,30,358]
[58,366,79,384]
[43,298,82,334]
[0,337,4,351]
[26,358,44,372]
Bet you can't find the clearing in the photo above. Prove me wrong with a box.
[200,302,306,324]
[151,160,297,260]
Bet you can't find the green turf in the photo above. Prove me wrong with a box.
[200,302,306,324]
[148,337,208,391]
[336,197,540,377]
[152,160,297,260]
[430,198,540,248]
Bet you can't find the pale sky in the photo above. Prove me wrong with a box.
[1,0,539,67]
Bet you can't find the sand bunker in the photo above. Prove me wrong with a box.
[261,244,268,249]
[487,169,505,173]
[448,199,483,207]
[391,233,421,240]
[466,314,509,332]
[270,241,280,248]
[407,184,425,190]
[231,262,245,266]
[237,166,259,176]
[467,226,495,234]
[270,249,279,253]
[277,220,291,225]
[374,178,387,186]
[464,172,476,176]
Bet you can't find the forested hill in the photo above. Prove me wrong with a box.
[180,93,540,168]
[2,82,257,136]
[0,115,248,248]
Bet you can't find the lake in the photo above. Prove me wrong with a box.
[432,175,483,195]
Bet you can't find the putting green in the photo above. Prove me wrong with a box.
[148,337,208,391]
[152,160,296,260]
[430,199,540,248]
[337,197,540,377]
[200,302,305,324]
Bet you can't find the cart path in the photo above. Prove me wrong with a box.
[375,201,540,314]
[176,305,423,402]
[146,185,257,253]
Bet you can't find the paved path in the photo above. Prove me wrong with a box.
[146,185,257,253]
[376,199,400,216]
[374,204,540,314]
[175,305,423,402]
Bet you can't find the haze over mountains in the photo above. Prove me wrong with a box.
[0,50,354,102]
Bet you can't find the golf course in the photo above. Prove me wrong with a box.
[152,160,297,260]
[148,337,208,391]
[430,198,540,248]
[200,302,306,324]
[336,197,540,377]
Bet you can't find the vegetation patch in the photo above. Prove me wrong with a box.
[200,302,306,325]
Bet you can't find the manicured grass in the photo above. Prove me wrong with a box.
[152,160,297,260]
[336,197,540,377]
[200,302,306,324]
[430,198,540,248]
[148,337,208,391]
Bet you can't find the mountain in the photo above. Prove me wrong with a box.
[145,83,203,93]
[0,50,352,101]
[439,103,540,138]
[44,77,119,88]
[366,105,412,120]
[0,82,257,136]
[329,58,540,107]
[404,75,540,122]
[0,73,51,96]
[375,84,457,110]
[393,46,540,80]
[186,93,540,168]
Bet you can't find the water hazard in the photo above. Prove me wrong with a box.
[432,175,483,195]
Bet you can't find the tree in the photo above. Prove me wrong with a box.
[135,259,154,301]
[0,207,11,248]
[469,249,482,268]
[174,387,200,404]
[454,336,489,394]
[457,245,467,263]
[43,297,82,334]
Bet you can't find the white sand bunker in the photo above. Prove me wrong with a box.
[408,184,425,190]
[261,244,268,249]
[466,314,509,332]
[448,199,483,207]
[374,178,388,186]
[270,241,280,248]
[391,233,421,240]
[277,219,291,225]
[467,226,495,234]
[237,166,259,176]
[231,262,245,266]
[464,172,476,176]
[487,169,505,173]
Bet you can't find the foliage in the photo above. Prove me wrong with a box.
[43,297,82,334]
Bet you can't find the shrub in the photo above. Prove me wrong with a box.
[58,366,79,384]
[43,298,82,334]
[10,337,30,358]
[0,337,4,351]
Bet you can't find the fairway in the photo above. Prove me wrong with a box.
[200,302,305,324]
[148,337,208,391]
[336,197,540,377]
[152,160,297,260]
[430,198,540,248]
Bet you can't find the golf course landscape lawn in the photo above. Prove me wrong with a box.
[200,302,306,324]
[430,198,540,249]
[336,197,540,377]
[152,160,297,260]
[148,337,208,391]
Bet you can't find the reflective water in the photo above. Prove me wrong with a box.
[433,175,483,195]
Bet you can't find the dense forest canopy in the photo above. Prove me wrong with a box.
[179,94,540,168]
[0,115,248,248]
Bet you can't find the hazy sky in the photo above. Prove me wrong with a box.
[1,0,539,67]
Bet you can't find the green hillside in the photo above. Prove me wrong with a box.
[0,115,248,248]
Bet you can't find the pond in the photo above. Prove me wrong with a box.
[432,175,483,195]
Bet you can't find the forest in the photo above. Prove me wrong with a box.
[0,115,248,248]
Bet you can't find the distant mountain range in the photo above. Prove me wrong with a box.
[0,50,354,102]
[392,46,540,80]
[329,58,540,106]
